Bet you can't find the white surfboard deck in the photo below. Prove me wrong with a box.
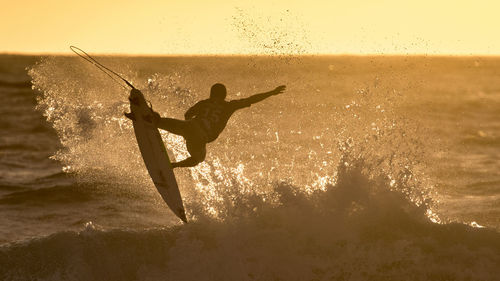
[128,90,187,223]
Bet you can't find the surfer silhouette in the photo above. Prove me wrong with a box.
[127,84,285,168]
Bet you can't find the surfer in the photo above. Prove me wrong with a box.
[128,84,285,168]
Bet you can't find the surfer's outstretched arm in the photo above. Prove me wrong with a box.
[233,85,286,109]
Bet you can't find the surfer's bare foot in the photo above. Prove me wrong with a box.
[124,112,135,120]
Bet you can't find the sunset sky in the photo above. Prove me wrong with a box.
[1,0,499,55]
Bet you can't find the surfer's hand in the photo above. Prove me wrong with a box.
[272,85,286,95]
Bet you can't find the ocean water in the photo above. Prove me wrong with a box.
[0,54,499,280]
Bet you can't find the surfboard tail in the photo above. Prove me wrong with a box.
[178,208,188,223]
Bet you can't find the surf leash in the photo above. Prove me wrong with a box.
[69,46,136,90]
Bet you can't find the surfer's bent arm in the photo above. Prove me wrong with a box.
[184,101,203,120]
[232,85,286,109]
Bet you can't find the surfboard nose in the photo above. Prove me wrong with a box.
[129,89,144,106]
[129,95,140,105]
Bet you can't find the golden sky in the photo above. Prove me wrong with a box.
[1,0,499,55]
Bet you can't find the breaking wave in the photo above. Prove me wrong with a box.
[2,161,500,281]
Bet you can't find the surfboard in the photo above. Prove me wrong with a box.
[128,89,187,223]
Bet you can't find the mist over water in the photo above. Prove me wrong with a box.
[1,55,500,280]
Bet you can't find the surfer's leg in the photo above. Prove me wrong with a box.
[171,140,206,168]
[157,118,189,136]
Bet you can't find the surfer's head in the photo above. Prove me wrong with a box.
[210,83,226,101]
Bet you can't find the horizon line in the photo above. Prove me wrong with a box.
[1,50,500,58]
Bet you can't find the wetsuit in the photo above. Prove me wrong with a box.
[156,91,278,168]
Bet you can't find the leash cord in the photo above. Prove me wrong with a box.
[69,45,136,90]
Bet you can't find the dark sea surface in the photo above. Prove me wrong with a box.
[1,54,499,280]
